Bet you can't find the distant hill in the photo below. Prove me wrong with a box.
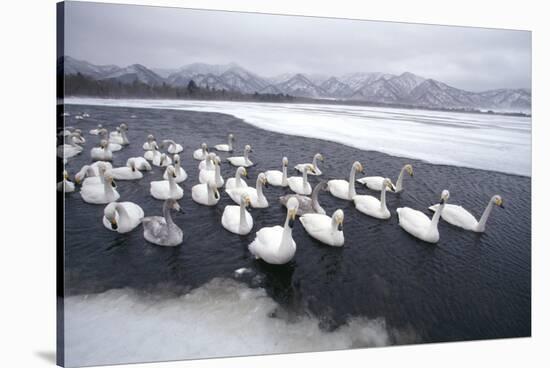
[60,56,531,113]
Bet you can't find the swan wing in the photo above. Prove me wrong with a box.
[327,179,349,199]
[356,176,384,191]
[265,170,283,186]
[299,214,331,233]
[430,204,479,231]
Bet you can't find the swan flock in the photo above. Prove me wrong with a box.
[59,114,504,263]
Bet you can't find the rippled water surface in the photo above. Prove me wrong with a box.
[61,104,531,364]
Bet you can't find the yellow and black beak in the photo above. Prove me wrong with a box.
[214,189,220,200]
[110,219,118,230]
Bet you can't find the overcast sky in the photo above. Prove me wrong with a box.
[64,1,531,91]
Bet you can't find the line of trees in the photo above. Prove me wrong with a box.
[63,73,296,102]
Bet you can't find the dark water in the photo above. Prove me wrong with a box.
[62,104,531,345]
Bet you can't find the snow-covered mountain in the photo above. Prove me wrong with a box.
[61,56,531,112]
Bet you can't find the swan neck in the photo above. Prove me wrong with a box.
[228,136,233,150]
[214,164,221,183]
[163,201,175,227]
[302,170,309,189]
[115,203,130,223]
[312,156,319,170]
[348,167,357,198]
[429,201,445,233]
[476,199,495,232]
[396,167,406,192]
[282,166,288,185]
[311,184,324,213]
[280,213,294,252]
[380,185,388,211]
[168,173,177,195]
[256,178,264,197]
[239,201,247,232]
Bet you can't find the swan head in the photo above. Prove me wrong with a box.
[160,153,167,165]
[63,170,69,180]
[439,190,450,204]
[282,157,289,167]
[201,142,208,151]
[228,133,235,140]
[166,198,181,212]
[74,165,90,184]
[116,127,121,133]
[128,158,136,172]
[305,164,315,174]
[383,178,397,192]
[104,172,116,188]
[258,172,268,188]
[237,167,248,178]
[404,164,414,177]
[314,153,324,162]
[319,180,329,191]
[214,156,221,166]
[120,123,128,131]
[74,129,82,135]
[244,144,252,153]
[286,197,299,228]
[493,195,504,208]
[147,134,155,142]
[166,165,177,178]
[104,203,118,230]
[97,124,103,129]
[173,154,180,165]
[98,128,108,137]
[333,209,345,231]
[99,139,108,148]
[353,161,365,174]
[240,194,251,207]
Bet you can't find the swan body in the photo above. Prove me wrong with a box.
[150,166,184,200]
[193,143,209,160]
[354,178,396,219]
[357,164,413,192]
[109,159,143,180]
[98,129,122,151]
[287,164,314,195]
[215,133,235,152]
[109,124,129,145]
[227,145,253,167]
[162,139,183,154]
[226,173,268,208]
[397,190,449,243]
[127,157,151,171]
[71,130,86,144]
[142,199,183,246]
[89,124,103,135]
[221,194,253,235]
[90,140,113,161]
[428,195,503,233]
[102,201,144,233]
[328,161,364,200]
[57,171,75,193]
[163,154,187,183]
[199,156,223,187]
[280,181,328,216]
[295,153,324,176]
[300,209,345,247]
[57,133,83,159]
[80,173,120,204]
[76,162,111,186]
[142,135,157,150]
[248,197,299,264]
[265,157,289,187]
[225,167,249,190]
[143,145,160,161]
[191,181,221,206]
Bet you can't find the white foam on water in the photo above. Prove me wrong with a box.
[64,278,395,367]
[65,97,531,176]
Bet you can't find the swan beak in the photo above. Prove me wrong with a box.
[173,203,182,212]
[110,220,118,230]
[131,166,136,172]
[388,182,397,192]
[111,179,117,188]
[214,190,220,200]
[244,169,249,178]
[338,222,343,231]
[496,198,504,208]
[172,171,177,178]
[263,178,268,188]
[439,198,445,205]
[75,178,81,185]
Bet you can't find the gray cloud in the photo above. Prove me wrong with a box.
[64,1,531,91]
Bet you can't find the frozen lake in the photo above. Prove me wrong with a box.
[65,97,531,177]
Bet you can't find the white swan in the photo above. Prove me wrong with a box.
[357,164,413,193]
[428,195,504,233]
[89,124,103,135]
[248,197,299,264]
[397,190,450,243]
[287,164,314,195]
[91,140,113,161]
[280,180,328,216]
[80,172,120,204]
[215,133,235,152]
[57,133,83,159]
[198,152,217,171]
[221,194,253,235]
[163,154,187,183]
[300,209,345,247]
[82,112,90,118]
[191,180,221,206]
[98,129,122,152]
[353,178,396,219]
[109,124,129,145]
[71,129,86,144]
[102,201,144,233]
[199,156,224,188]
[265,157,289,187]
[143,143,160,161]
[127,157,151,171]
[109,159,143,180]
[142,198,183,246]
[225,167,249,190]
[161,139,183,154]
[57,170,75,193]
[150,166,184,200]
[152,153,172,167]
[226,172,268,208]
[142,134,157,150]
[227,144,253,167]
[75,162,112,186]
[193,143,209,160]
[295,153,324,176]
[327,161,364,200]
